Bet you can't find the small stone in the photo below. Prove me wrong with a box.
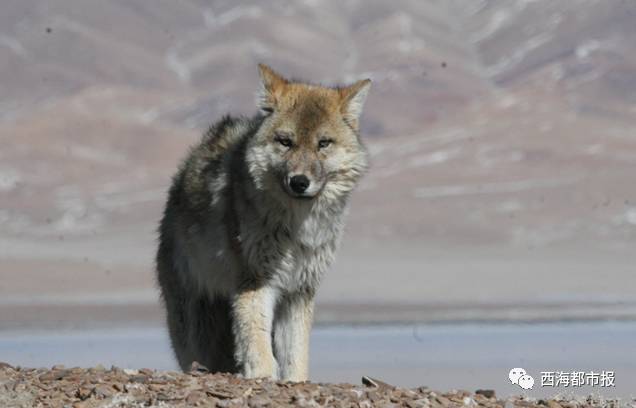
[407,399,430,408]
[216,400,233,408]
[429,400,444,408]
[129,375,148,383]
[156,392,172,401]
[125,383,144,393]
[39,369,69,381]
[186,390,205,405]
[361,375,394,390]
[475,389,496,399]
[78,386,93,400]
[249,394,272,407]
[94,384,115,398]
[349,389,364,399]
[14,382,27,392]
[139,368,154,376]
[368,391,383,402]
[148,384,164,392]
[207,389,235,399]
[189,361,209,373]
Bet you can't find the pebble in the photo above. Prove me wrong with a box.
[129,374,149,383]
[39,369,70,381]
[475,389,496,399]
[463,396,477,406]
[77,386,93,400]
[249,394,272,407]
[93,384,115,398]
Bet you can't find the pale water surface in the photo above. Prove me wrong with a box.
[1,322,635,399]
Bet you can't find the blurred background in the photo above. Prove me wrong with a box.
[1,0,636,397]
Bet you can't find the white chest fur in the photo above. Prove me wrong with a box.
[239,203,345,295]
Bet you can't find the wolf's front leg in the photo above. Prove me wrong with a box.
[273,296,314,382]
[231,286,279,379]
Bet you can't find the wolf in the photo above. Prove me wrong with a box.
[156,64,371,381]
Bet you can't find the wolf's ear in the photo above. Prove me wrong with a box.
[257,64,288,114]
[339,79,371,129]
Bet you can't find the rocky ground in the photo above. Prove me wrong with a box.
[0,362,630,408]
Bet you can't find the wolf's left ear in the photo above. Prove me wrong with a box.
[339,79,371,129]
[257,64,288,114]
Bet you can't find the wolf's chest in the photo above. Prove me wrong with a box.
[265,239,336,295]
[240,218,340,294]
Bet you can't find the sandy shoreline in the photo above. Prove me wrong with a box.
[3,300,636,331]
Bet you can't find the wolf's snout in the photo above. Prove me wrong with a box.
[289,175,310,194]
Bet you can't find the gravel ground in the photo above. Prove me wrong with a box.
[0,362,629,408]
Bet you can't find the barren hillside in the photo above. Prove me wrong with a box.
[2,0,636,323]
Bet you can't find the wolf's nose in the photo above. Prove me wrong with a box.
[290,175,310,194]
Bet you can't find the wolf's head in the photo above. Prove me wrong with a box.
[246,64,371,204]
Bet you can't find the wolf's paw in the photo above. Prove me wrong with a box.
[241,354,279,380]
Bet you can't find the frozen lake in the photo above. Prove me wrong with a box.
[1,321,635,399]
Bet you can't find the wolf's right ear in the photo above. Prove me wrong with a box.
[257,64,288,114]
[338,79,371,130]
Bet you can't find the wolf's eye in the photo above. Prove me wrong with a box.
[275,135,293,148]
[318,139,333,149]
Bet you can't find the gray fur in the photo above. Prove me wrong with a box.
[156,72,369,381]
